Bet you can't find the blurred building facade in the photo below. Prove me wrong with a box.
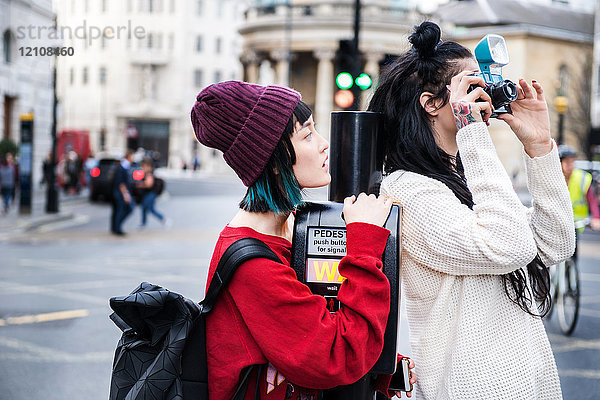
[436,0,594,184]
[55,0,244,169]
[1,0,55,186]
[589,0,600,154]
[426,0,596,13]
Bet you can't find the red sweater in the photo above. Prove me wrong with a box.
[205,222,391,400]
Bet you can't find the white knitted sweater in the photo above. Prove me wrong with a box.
[381,122,575,400]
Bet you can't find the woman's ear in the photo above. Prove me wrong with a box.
[419,92,441,117]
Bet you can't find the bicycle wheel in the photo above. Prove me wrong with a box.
[557,258,580,335]
[545,264,558,319]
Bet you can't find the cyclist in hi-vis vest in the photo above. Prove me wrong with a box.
[559,145,600,260]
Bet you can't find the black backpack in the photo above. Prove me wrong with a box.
[153,177,165,195]
[108,237,280,400]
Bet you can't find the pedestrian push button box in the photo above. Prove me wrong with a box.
[291,200,401,374]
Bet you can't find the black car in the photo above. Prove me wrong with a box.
[89,158,146,202]
[89,158,118,202]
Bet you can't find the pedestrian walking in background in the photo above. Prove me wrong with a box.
[83,152,97,188]
[0,152,18,215]
[137,158,169,228]
[369,21,574,399]
[110,150,134,236]
[192,152,200,170]
[65,150,82,194]
[190,81,415,400]
[40,151,54,188]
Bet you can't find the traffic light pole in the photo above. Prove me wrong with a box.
[350,0,361,111]
[46,16,59,213]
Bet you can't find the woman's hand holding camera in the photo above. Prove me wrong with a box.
[448,70,493,130]
[343,193,393,228]
[497,79,553,157]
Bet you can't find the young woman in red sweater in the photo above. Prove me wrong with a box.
[190,81,415,400]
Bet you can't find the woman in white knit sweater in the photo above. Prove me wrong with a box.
[368,22,575,399]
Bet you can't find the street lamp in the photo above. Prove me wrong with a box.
[555,95,568,145]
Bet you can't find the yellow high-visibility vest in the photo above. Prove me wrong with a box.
[568,168,592,231]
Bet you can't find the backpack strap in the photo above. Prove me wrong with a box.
[203,238,280,400]
[202,237,280,312]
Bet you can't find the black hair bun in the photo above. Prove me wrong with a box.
[409,21,441,58]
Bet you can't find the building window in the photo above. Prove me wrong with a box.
[99,67,107,85]
[148,33,153,48]
[3,30,11,64]
[84,0,89,13]
[597,66,600,96]
[196,35,203,52]
[214,70,222,83]
[197,0,203,15]
[168,33,174,50]
[157,33,163,49]
[170,0,175,13]
[194,69,203,87]
[217,1,223,17]
[127,0,133,12]
[148,0,154,12]
[70,68,75,85]
[71,0,76,13]
[102,0,107,12]
[215,37,222,54]
[83,67,88,84]
[558,65,569,96]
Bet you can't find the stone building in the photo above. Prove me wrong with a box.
[1,0,55,187]
[55,0,245,169]
[589,0,600,153]
[238,0,419,140]
[436,0,594,183]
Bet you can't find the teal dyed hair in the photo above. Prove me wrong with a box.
[239,101,311,214]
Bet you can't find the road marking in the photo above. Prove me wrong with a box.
[558,369,600,379]
[549,335,600,353]
[580,308,600,319]
[581,294,600,304]
[0,280,109,305]
[579,242,600,259]
[0,335,112,363]
[0,309,89,326]
[581,273,600,283]
[36,214,90,233]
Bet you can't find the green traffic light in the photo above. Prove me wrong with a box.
[336,72,353,90]
[355,73,372,90]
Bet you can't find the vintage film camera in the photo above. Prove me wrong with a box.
[469,34,518,117]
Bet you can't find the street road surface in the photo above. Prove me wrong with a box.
[0,177,599,399]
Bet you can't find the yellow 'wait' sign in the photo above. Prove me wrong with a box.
[306,258,347,283]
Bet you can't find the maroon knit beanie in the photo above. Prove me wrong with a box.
[190,81,301,186]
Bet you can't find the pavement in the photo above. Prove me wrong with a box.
[0,167,221,239]
[0,185,90,241]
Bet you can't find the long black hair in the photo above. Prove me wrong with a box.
[368,21,551,317]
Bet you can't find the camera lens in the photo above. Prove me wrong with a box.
[487,80,518,108]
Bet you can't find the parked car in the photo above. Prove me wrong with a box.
[89,158,146,202]
[89,158,118,202]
